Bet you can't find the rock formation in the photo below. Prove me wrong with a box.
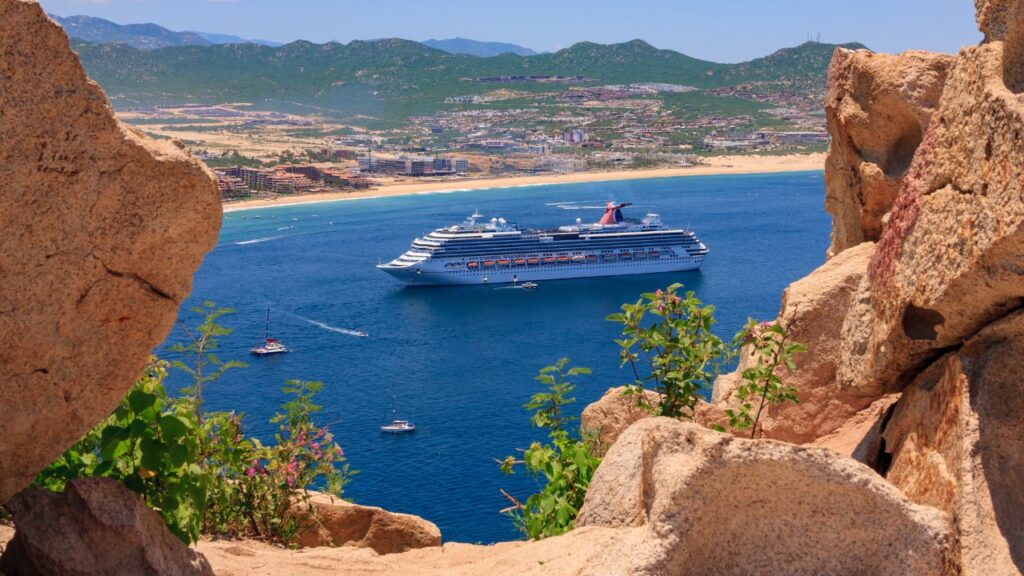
[293,493,442,554]
[879,311,1024,575]
[576,419,955,575]
[580,386,660,452]
[0,478,214,576]
[841,16,1024,396]
[0,0,221,504]
[824,49,952,258]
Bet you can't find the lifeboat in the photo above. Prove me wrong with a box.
[602,253,616,260]
[527,257,541,265]
[620,252,632,259]
[557,256,570,263]
[649,251,661,258]
[585,254,598,261]
[571,255,585,262]
[483,260,496,267]
[543,256,556,264]
[513,258,527,266]
[497,259,510,266]
[467,261,479,269]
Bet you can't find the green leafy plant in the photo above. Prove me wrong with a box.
[607,283,727,419]
[500,359,600,540]
[721,319,805,438]
[169,301,247,422]
[35,359,211,544]
[36,303,353,547]
[221,379,353,545]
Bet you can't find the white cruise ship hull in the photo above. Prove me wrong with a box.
[378,204,709,287]
[378,253,705,286]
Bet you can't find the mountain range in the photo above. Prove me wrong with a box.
[422,38,538,57]
[61,19,865,127]
[49,14,281,49]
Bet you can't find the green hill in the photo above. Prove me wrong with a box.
[70,38,865,126]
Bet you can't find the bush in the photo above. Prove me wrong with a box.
[34,304,353,546]
[205,379,351,544]
[607,283,727,419]
[500,359,600,540]
[35,359,210,543]
[719,319,805,438]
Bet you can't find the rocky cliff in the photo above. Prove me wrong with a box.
[0,0,221,504]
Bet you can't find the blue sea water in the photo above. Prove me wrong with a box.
[163,170,830,544]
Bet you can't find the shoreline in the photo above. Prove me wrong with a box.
[222,152,825,213]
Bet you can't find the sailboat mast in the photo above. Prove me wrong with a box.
[265,308,270,342]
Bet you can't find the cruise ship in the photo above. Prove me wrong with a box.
[377,202,708,286]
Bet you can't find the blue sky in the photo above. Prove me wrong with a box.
[42,0,981,62]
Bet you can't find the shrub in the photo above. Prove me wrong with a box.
[207,379,352,545]
[607,283,727,419]
[720,319,805,438]
[500,359,600,540]
[34,304,353,546]
[35,359,211,544]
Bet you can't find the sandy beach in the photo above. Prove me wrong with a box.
[222,152,825,213]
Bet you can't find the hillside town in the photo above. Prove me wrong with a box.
[122,76,830,202]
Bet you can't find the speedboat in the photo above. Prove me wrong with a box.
[521,282,538,290]
[381,419,416,433]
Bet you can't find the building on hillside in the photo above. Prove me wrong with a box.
[531,156,588,173]
[358,155,469,176]
[758,131,831,145]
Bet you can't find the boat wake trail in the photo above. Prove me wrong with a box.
[290,313,368,338]
[552,203,607,210]
[235,236,281,246]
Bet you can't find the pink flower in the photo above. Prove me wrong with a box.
[246,467,256,477]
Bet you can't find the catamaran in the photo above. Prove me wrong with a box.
[250,309,289,356]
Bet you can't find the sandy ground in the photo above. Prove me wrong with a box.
[222,152,825,213]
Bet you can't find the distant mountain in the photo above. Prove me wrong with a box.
[51,14,281,49]
[194,32,282,48]
[70,37,862,125]
[51,15,211,50]
[422,38,537,57]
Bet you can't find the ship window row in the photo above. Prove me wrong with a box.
[437,242,698,255]
[433,236,697,249]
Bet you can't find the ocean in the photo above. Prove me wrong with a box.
[163,170,830,543]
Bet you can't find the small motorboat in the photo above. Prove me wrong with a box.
[380,419,416,433]
[521,282,539,290]
[381,390,415,433]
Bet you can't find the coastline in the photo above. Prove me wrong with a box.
[222,152,825,213]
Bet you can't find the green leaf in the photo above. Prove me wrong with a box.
[127,390,158,415]
[159,414,191,440]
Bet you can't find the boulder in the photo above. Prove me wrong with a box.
[0,1,220,503]
[809,393,900,466]
[576,418,956,575]
[0,478,213,576]
[843,34,1024,396]
[879,310,1024,575]
[713,242,881,444]
[824,49,952,258]
[580,386,659,452]
[293,493,441,554]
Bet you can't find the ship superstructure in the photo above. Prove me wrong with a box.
[377,202,708,286]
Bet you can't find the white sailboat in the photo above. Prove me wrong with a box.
[250,309,289,356]
[381,390,416,433]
